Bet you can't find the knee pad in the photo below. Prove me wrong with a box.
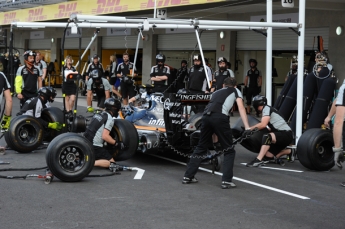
[262,134,272,145]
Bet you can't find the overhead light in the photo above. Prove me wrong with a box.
[51,38,54,43]
[219,31,225,39]
[336,26,343,36]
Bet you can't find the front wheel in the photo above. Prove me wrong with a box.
[46,133,95,182]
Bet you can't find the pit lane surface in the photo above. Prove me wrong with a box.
[1,95,345,229]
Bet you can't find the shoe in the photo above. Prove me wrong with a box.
[182,176,198,184]
[275,157,285,166]
[262,156,274,163]
[221,181,236,189]
[287,148,295,162]
[246,157,264,167]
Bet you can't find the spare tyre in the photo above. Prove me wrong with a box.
[41,107,65,141]
[46,133,95,182]
[5,115,44,153]
[297,128,334,171]
[106,119,139,161]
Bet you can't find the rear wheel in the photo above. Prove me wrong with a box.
[106,119,139,161]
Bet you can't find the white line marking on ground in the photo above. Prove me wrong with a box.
[151,155,310,200]
[240,163,304,173]
[132,167,145,179]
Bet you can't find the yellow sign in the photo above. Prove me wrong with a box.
[0,0,225,25]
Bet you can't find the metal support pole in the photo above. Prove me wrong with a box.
[74,29,99,69]
[9,26,14,93]
[132,30,142,78]
[194,29,211,89]
[296,0,306,144]
[266,0,273,105]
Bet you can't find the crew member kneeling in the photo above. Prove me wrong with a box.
[17,86,62,131]
[245,95,294,167]
[83,98,125,170]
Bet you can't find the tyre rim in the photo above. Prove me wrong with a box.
[59,146,85,172]
[316,140,333,161]
[18,124,38,144]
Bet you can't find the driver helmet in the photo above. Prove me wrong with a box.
[252,95,267,114]
[104,98,121,117]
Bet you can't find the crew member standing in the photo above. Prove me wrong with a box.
[15,50,42,108]
[116,53,137,105]
[150,54,170,93]
[244,59,262,115]
[34,51,47,86]
[62,55,77,113]
[85,54,104,94]
[187,54,210,93]
[183,77,250,189]
[210,57,233,92]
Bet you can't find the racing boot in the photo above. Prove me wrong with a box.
[0,115,11,132]
[333,147,343,169]
[275,157,285,166]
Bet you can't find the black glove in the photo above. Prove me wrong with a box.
[242,129,252,138]
[114,141,126,150]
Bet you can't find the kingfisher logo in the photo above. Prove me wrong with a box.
[54,2,79,18]
[141,0,189,9]
[2,12,17,24]
[92,0,128,14]
[26,8,47,22]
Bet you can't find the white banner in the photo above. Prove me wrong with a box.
[250,13,298,23]
[30,31,44,39]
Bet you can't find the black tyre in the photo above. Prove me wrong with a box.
[297,128,334,171]
[106,119,139,161]
[5,115,44,153]
[41,107,65,141]
[46,133,95,182]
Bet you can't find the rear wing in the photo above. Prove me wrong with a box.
[163,93,211,145]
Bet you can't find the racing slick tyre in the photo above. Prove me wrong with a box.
[4,115,44,153]
[297,128,334,171]
[106,119,139,161]
[46,133,95,182]
[41,107,65,141]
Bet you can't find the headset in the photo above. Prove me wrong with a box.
[64,55,74,66]
[91,54,100,62]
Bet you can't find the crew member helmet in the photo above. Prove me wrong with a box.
[252,95,267,113]
[38,86,57,103]
[156,54,165,63]
[23,50,36,61]
[249,59,257,66]
[104,98,122,117]
[217,57,228,64]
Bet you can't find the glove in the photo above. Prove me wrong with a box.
[87,106,94,113]
[114,141,126,150]
[48,122,62,131]
[242,128,252,138]
[333,147,343,169]
[0,115,11,132]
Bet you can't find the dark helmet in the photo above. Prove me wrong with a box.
[23,50,36,61]
[193,54,202,61]
[249,58,257,66]
[217,57,228,64]
[252,95,267,114]
[38,86,57,103]
[156,54,165,63]
[104,98,121,117]
[93,54,99,60]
